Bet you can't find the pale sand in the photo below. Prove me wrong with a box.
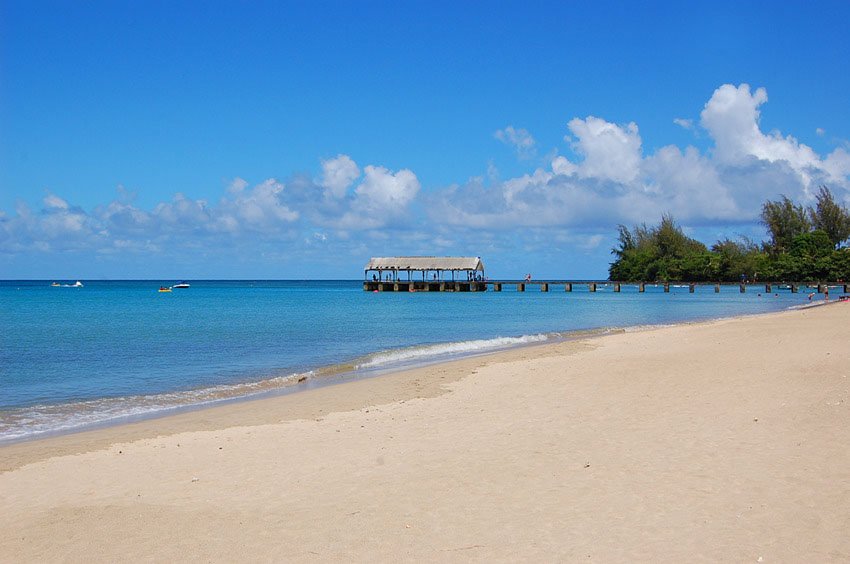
[2,305,849,562]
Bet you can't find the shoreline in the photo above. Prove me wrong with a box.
[0,326,607,472]
[1,298,819,447]
[0,326,612,447]
[0,301,836,467]
[2,302,848,560]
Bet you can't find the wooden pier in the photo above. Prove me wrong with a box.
[363,257,848,294]
[364,280,849,294]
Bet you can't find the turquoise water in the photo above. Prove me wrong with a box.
[0,280,814,442]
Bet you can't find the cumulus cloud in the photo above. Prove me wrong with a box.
[219,178,299,231]
[2,178,300,254]
[43,193,71,210]
[319,154,360,199]
[564,116,643,184]
[431,83,850,230]
[699,83,850,193]
[494,126,536,159]
[673,118,694,130]
[3,84,850,264]
[355,166,419,210]
[336,165,421,229]
[0,155,425,255]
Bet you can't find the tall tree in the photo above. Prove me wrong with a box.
[760,196,811,254]
[612,224,635,260]
[609,215,709,281]
[809,185,850,249]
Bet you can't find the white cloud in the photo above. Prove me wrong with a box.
[699,83,850,193]
[673,118,694,130]
[218,178,299,231]
[153,193,214,230]
[823,148,850,190]
[640,145,739,220]
[336,165,421,229]
[3,83,849,264]
[561,116,643,184]
[43,193,70,210]
[816,127,825,136]
[0,156,426,255]
[551,155,577,176]
[494,126,536,158]
[430,83,849,230]
[356,165,419,210]
[319,154,360,198]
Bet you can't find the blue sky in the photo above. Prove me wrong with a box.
[2,1,849,279]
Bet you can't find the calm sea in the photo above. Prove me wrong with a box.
[0,280,814,442]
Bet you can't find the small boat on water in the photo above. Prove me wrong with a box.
[172,281,190,289]
[51,282,60,287]
[158,286,172,293]
[71,281,83,287]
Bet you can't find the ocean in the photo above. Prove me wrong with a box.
[0,280,815,443]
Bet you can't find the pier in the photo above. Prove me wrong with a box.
[363,257,847,294]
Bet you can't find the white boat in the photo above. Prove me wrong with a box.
[172,281,190,289]
[53,280,83,287]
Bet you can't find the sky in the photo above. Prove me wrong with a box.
[2,0,850,279]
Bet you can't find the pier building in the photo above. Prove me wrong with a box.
[364,256,486,292]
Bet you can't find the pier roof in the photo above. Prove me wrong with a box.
[365,256,485,271]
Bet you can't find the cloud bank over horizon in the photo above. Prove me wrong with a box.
[3,83,849,276]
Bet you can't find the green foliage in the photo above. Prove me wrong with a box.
[710,238,770,281]
[610,216,711,282]
[760,196,811,254]
[609,193,850,282]
[809,186,850,249]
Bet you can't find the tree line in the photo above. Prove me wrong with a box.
[609,186,850,282]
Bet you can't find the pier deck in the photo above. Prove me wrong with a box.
[363,280,849,294]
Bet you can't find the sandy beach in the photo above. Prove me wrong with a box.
[2,303,849,562]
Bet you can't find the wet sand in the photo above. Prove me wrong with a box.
[1,304,849,561]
